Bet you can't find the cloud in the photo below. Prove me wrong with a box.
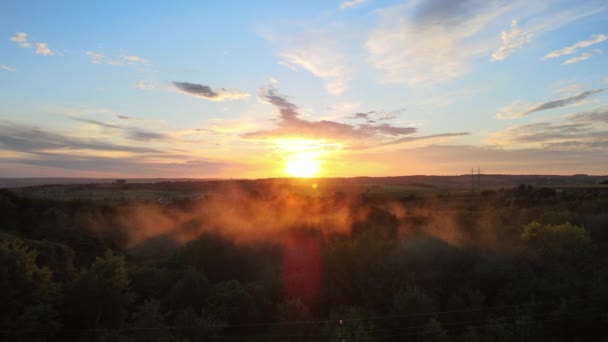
[279,40,351,94]
[340,0,368,9]
[362,144,608,175]
[244,85,466,150]
[10,32,54,56]
[71,117,121,129]
[35,43,53,56]
[10,32,31,48]
[492,6,607,62]
[70,117,170,142]
[0,121,160,154]
[173,81,250,101]
[116,113,133,120]
[497,88,607,119]
[570,107,608,124]
[544,33,607,59]
[350,110,401,123]
[126,128,169,142]
[366,0,513,86]
[86,51,119,65]
[366,1,603,85]
[370,132,470,149]
[0,122,239,178]
[491,19,533,61]
[244,85,416,142]
[0,149,236,178]
[490,106,608,150]
[86,51,148,65]
[562,50,601,65]
[0,65,16,72]
[136,80,157,89]
[120,55,148,64]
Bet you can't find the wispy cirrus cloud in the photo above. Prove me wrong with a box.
[497,88,607,119]
[490,6,605,62]
[0,121,238,177]
[0,121,160,154]
[0,65,16,72]
[366,0,513,86]
[340,0,368,10]
[69,116,169,142]
[491,19,532,61]
[86,51,149,65]
[544,33,607,59]
[366,0,604,85]
[562,49,602,65]
[359,144,608,175]
[10,32,54,56]
[135,80,157,89]
[372,132,469,149]
[490,106,608,150]
[173,81,250,101]
[126,128,169,142]
[279,39,352,95]
[71,117,121,129]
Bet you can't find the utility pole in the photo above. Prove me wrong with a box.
[471,168,474,194]
[478,168,481,192]
[338,319,345,342]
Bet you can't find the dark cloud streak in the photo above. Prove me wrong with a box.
[173,81,249,101]
[245,86,467,148]
[524,88,606,116]
[127,128,169,142]
[0,122,160,153]
[71,117,121,129]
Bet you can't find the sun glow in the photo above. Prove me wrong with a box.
[284,152,320,177]
[275,139,342,178]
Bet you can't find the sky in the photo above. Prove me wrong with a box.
[1,0,607,178]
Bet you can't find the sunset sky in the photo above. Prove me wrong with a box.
[1,0,607,178]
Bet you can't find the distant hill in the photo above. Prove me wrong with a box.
[1,174,606,189]
[0,178,220,188]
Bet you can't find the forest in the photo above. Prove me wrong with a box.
[2,179,608,341]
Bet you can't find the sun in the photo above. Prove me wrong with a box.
[284,152,320,178]
[276,138,341,178]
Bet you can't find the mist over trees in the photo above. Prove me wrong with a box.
[1,181,608,341]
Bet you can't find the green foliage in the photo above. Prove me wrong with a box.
[1,186,607,341]
[322,232,397,309]
[482,319,512,342]
[390,286,436,330]
[128,299,173,342]
[0,238,61,340]
[174,307,225,341]
[207,280,257,324]
[421,318,450,342]
[324,307,377,342]
[521,221,593,262]
[272,298,316,340]
[63,250,134,330]
[461,326,481,342]
[165,267,211,313]
[391,286,435,316]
